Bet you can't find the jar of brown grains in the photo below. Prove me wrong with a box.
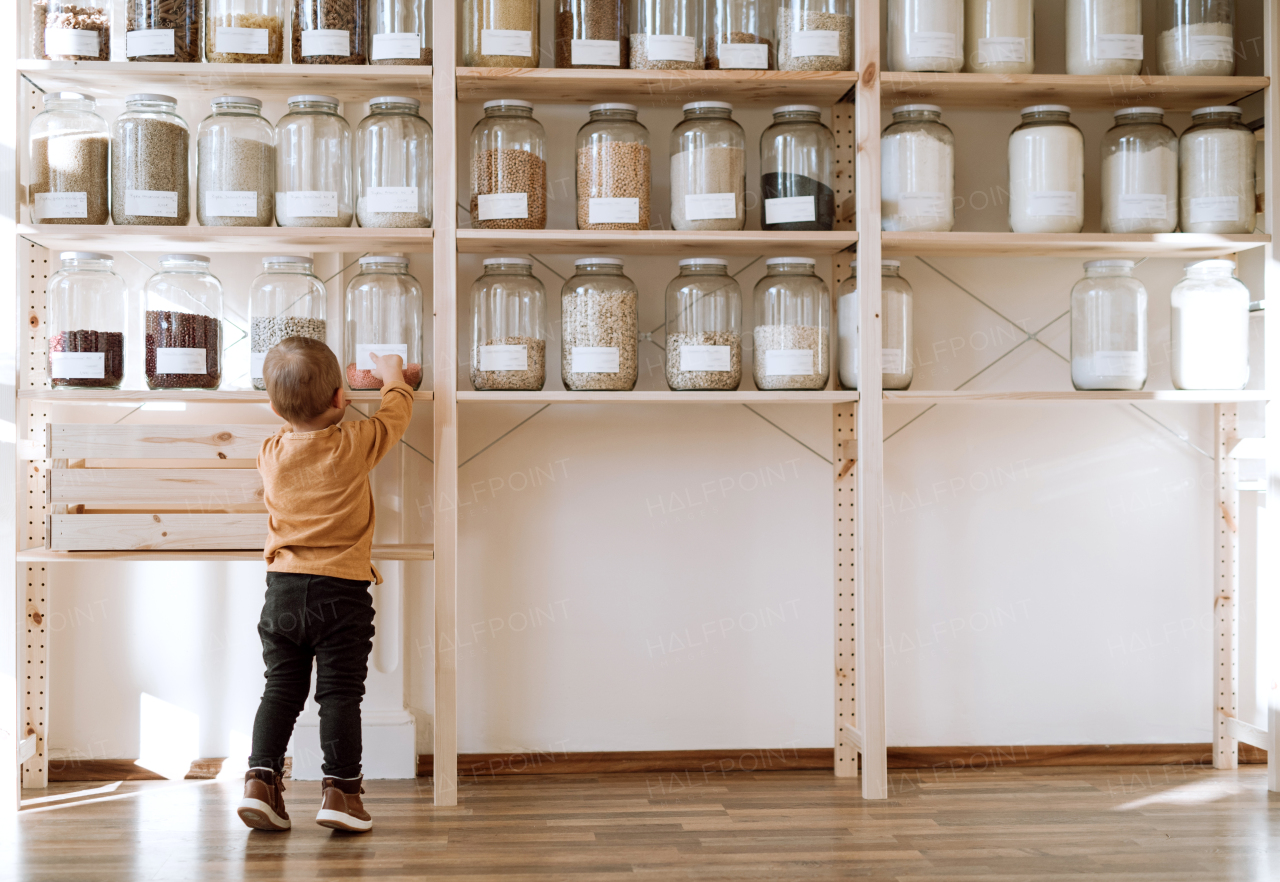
[577,103,650,231]
[630,0,703,68]
[29,92,110,225]
[144,255,224,391]
[471,257,548,392]
[707,0,774,69]
[670,101,746,232]
[561,257,639,392]
[470,100,547,230]
[556,0,627,67]
[111,94,190,227]
[206,0,284,62]
[344,256,425,391]
[752,256,831,391]
[463,0,539,66]
[292,0,367,63]
[664,258,743,391]
[371,0,432,63]
[47,252,127,390]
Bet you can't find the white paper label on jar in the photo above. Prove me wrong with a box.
[898,191,948,217]
[589,197,640,224]
[479,344,529,371]
[125,190,179,217]
[301,29,350,56]
[205,191,258,217]
[216,26,269,54]
[356,342,408,371]
[765,196,816,224]
[1190,35,1234,62]
[1096,33,1144,60]
[1093,350,1144,375]
[1027,190,1079,217]
[766,349,814,376]
[126,28,175,56]
[284,191,338,218]
[44,27,100,55]
[571,38,620,66]
[251,351,267,379]
[572,346,620,373]
[33,192,87,221]
[476,192,528,220]
[679,345,731,372]
[481,29,532,56]
[50,351,105,379]
[881,349,905,373]
[977,36,1025,63]
[156,348,207,374]
[646,34,696,61]
[790,29,840,57]
[372,32,421,60]
[909,30,957,58]
[366,186,418,213]
[684,192,738,220]
[717,42,768,69]
[1117,193,1168,220]
[1190,196,1241,224]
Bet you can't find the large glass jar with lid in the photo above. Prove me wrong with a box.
[1008,105,1084,233]
[276,95,353,228]
[144,255,223,390]
[556,0,627,67]
[881,104,954,232]
[762,105,835,232]
[206,0,284,61]
[463,0,539,66]
[630,0,702,69]
[249,256,328,391]
[1070,260,1148,391]
[34,0,111,60]
[670,102,746,231]
[1101,107,1178,235]
[836,260,913,391]
[47,252,127,389]
[577,104,650,231]
[471,100,546,230]
[753,257,830,391]
[112,94,189,226]
[293,0,367,63]
[964,0,1033,73]
[1066,0,1142,75]
[777,0,852,70]
[471,257,547,391]
[372,0,432,63]
[664,258,742,391]
[708,0,773,70]
[888,0,963,73]
[126,0,199,61]
[344,256,424,391]
[356,96,432,229]
[1180,106,1255,235]
[562,258,638,391]
[1171,260,1250,390]
[29,92,109,225]
[1158,0,1234,76]
[197,96,275,227]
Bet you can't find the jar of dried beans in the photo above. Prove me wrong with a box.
[752,257,830,391]
[197,96,276,227]
[708,0,773,69]
[34,0,111,60]
[372,0,432,63]
[577,103,650,231]
[250,256,328,391]
[670,101,745,232]
[276,95,353,228]
[556,0,627,68]
[112,94,190,227]
[344,256,425,391]
[463,0,539,66]
[664,258,743,391]
[47,252,127,390]
[470,99,547,230]
[471,257,548,391]
[631,0,702,69]
[126,0,200,61]
[1180,106,1255,235]
[777,0,852,71]
[356,96,432,229]
[836,260,914,391]
[761,104,835,231]
[29,92,109,225]
[144,255,223,390]
[562,258,638,391]
[206,0,284,61]
[293,0,366,63]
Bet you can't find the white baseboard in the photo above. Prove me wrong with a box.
[288,709,418,780]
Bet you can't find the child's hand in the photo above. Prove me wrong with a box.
[370,352,405,384]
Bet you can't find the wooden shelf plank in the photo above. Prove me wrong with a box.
[459,390,860,403]
[19,224,432,254]
[457,229,858,256]
[50,468,263,505]
[885,390,1272,403]
[883,232,1269,258]
[16,544,435,562]
[21,389,432,403]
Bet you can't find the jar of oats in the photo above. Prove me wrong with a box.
[470,99,547,230]
[777,0,852,70]
[577,103,650,231]
[471,257,547,391]
[664,258,742,391]
[670,101,746,232]
[562,258,638,392]
[463,0,539,66]
[752,256,830,391]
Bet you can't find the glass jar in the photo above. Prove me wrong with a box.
[1066,0,1142,75]
[356,96,432,229]
[664,258,743,391]
[562,258,638,392]
[344,256,425,391]
[463,0,539,66]
[470,257,548,391]
[670,102,746,231]
[761,105,835,232]
[777,0,852,70]
[470,100,547,230]
[47,252,127,389]
[708,0,773,70]
[144,255,223,390]
[1180,106,1255,235]
[753,257,830,391]
[34,0,110,60]
[1158,0,1234,76]
[630,0,702,69]
[29,92,109,226]
[888,0,963,73]
[964,0,1033,73]
[293,0,366,63]
[197,96,276,228]
[577,103,650,231]
[112,94,190,227]
[372,0,432,63]
[881,104,954,232]
[1008,105,1084,234]
[556,0,627,67]
[1069,260,1148,392]
[126,0,199,60]
[206,0,284,61]
[1171,260,1249,390]
[1101,107,1178,235]
[276,95,353,228]
[249,256,328,391]
[836,261,913,391]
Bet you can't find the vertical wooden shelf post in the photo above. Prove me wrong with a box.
[1213,404,1239,769]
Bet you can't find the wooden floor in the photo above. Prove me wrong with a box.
[9,767,1279,880]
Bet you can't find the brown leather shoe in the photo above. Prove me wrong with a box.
[316,775,373,832]
[237,767,291,831]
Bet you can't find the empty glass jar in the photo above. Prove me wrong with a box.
[671,102,746,232]
[1069,260,1148,392]
[1066,0,1142,75]
[250,256,328,390]
[112,94,190,226]
[631,0,702,69]
[556,0,627,67]
[881,104,954,232]
[753,257,830,391]
[1171,260,1250,390]
[344,256,425,391]
[577,103,650,231]
[1008,105,1084,234]
[708,0,773,69]
[126,0,200,61]
[762,105,835,232]
[29,92,109,225]
[562,258,638,391]
[198,96,276,228]
[1180,106,1255,235]
[144,255,223,390]
[293,0,366,63]
[356,96,432,229]
[964,0,1033,73]
[1101,107,1178,235]
[206,0,284,61]
[35,0,111,60]
[372,0,432,63]
[471,100,547,230]
[837,260,913,391]
[471,257,548,391]
[665,258,743,391]
[1158,0,1234,76]
[276,95,353,228]
[47,252,127,389]
[777,0,852,70]
[888,0,964,73]
[463,0,539,66]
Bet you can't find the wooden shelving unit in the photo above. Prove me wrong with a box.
[19,225,432,254]
[882,231,1269,258]
[457,229,857,255]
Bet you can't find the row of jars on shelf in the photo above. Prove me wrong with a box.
[30,92,432,228]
